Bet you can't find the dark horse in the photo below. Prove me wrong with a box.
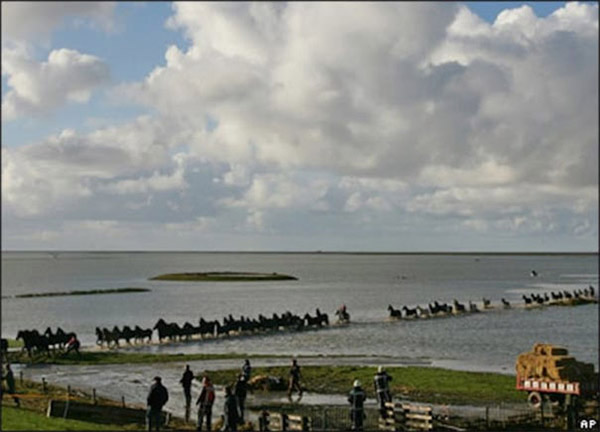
[154,319,182,342]
[387,304,402,319]
[304,311,328,327]
[134,326,152,343]
[315,309,329,326]
[44,327,74,350]
[101,327,120,347]
[16,330,50,358]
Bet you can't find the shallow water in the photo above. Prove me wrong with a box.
[2,252,598,372]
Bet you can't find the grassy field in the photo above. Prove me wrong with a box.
[202,365,525,406]
[6,350,285,365]
[1,378,192,431]
[1,406,126,431]
[150,271,297,281]
[15,287,150,298]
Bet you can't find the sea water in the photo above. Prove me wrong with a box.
[2,252,597,372]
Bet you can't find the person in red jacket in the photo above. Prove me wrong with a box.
[196,376,215,432]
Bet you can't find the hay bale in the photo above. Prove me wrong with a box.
[516,353,537,376]
[533,343,568,356]
[248,374,286,391]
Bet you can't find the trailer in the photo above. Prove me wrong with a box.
[516,374,598,408]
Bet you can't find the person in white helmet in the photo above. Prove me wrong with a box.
[348,379,366,431]
[374,366,393,418]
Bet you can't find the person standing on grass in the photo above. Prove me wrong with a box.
[2,364,20,407]
[374,366,392,418]
[288,358,302,399]
[196,376,215,432]
[223,385,240,431]
[234,374,248,422]
[241,359,251,381]
[180,364,194,420]
[146,376,169,432]
[348,379,366,431]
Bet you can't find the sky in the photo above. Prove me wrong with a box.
[1,2,598,252]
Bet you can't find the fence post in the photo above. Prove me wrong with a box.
[42,377,47,393]
[63,384,70,419]
[92,388,97,405]
[121,395,125,408]
[19,371,23,386]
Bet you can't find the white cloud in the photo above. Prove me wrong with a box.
[2,116,187,216]
[2,47,110,120]
[2,2,598,250]
[1,2,116,42]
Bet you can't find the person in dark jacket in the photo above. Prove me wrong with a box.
[287,358,302,399]
[234,374,248,421]
[223,385,240,431]
[348,380,367,431]
[146,376,169,431]
[180,364,194,420]
[1,364,20,407]
[374,366,392,417]
[241,359,251,381]
[196,376,215,432]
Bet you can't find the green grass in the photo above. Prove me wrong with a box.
[15,287,150,298]
[6,338,23,348]
[150,271,298,281]
[203,365,525,406]
[6,350,285,365]
[1,406,127,431]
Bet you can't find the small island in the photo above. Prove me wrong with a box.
[150,271,298,282]
[15,288,150,298]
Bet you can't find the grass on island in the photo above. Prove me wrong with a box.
[150,271,298,282]
[202,365,525,406]
[6,350,284,365]
[15,287,150,298]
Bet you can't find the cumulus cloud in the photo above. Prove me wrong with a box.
[2,47,110,120]
[2,116,188,216]
[2,2,598,250]
[1,2,116,42]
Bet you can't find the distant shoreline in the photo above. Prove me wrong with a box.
[11,287,150,298]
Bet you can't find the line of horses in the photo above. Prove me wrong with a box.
[522,286,595,306]
[14,327,77,357]
[387,286,597,320]
[387,298,484,319]
[96,309,332,347]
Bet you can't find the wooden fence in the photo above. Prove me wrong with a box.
[259,410,312,431]
[47,399,170,426]
[379,401,433,431]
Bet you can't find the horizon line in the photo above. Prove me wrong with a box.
[1,250,598,255]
